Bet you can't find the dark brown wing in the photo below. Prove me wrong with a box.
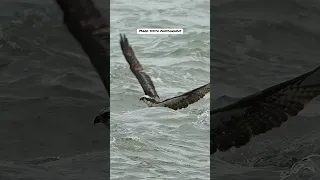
[120,34,160,100]
[211,66,320,154]
[159,83,210,110]
[56,0,110,128]
[56,0,110,96]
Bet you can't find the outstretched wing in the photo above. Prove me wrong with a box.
[56,0,110,96]
[159,83,210,110]
[56,0,110,128]
[211,66,320,154]
[120,34,160,100]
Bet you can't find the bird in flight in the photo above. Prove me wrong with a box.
[211,65,320,154]
[94,34,209,126]
[120,34,210,110]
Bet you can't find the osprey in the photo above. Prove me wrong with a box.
[120,34,210,110]
[211,65,320,154]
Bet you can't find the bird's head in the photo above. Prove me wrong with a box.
[139,95,153,102]
[93,107,110,127]
[139,95,159,106]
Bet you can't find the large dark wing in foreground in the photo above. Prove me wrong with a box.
[160,83,210,110]
[211,66,320,154]
[56,0,110,127]
[56,0,110,96]
[120,34,159,99]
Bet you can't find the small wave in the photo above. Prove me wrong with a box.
[281,154,320,180]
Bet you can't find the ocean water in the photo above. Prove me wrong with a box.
[5,0,318,179]
[110,0,210,179]
[0,1,109,179]
[211,0,320,179]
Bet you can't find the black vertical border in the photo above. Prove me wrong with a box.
[55,0,110,178]
[210,0,213,178]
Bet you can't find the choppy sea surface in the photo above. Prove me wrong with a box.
[110,0,210,179]
[5,0,319,179]
[0,0,109,179]
[212,0,320,179]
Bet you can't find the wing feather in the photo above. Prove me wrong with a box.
[211,66,320,154]
[56,0,110,95]
[159,83,210,110]
[119,34,159,99]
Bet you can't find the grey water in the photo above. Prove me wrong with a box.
[5,0,318,179]
[212,0,320,179]
[110,0,210,179]
[0,1,109,179]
